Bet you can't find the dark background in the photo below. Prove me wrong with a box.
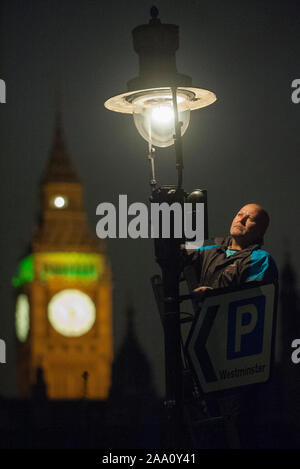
[0,0,299,399]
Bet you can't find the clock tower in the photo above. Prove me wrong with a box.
[14,112,113,399]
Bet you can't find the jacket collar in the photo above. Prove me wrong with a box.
[214,236,261,253]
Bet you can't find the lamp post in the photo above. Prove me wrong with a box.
[104,7,216,447]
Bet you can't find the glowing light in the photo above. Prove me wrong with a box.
[54,196,66,208]
[12,255,34,287]
[151,105,174,124]
[15,294,30,342]
[105,87,216,147]
[130,90,191,147]
[48,289,96,337]
[12,253,105,287]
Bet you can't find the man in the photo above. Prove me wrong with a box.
[185,204,278,447]
[187,203,278,297]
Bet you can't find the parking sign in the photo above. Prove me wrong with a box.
[186,283,277,393]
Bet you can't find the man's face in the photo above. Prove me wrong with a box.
[230,204,266,245]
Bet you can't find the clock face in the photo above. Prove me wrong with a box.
[15,294,30,342]
[48,289,96,337]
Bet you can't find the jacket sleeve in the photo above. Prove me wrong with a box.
[241,250,278,284]
[182,241,219,288]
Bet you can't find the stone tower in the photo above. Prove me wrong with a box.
[14,111,113,399]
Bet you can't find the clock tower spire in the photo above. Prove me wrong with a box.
[43,108,80,184]
[34,110,101,253]
[14,110,113,399]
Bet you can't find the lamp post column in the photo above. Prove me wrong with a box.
[151,186,185,448]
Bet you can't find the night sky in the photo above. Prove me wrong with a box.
[0,0,300,397]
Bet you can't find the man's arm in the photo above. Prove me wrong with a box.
[183,241,219,298]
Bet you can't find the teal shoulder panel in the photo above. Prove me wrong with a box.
[197,244,218,252]
[247,249,277,281]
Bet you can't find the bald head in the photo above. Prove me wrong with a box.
[230,204,270,248]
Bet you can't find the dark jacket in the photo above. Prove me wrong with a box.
[185,236,278,289]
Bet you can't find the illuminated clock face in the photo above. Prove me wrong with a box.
[48,289,96,337]
[15,294,30,342]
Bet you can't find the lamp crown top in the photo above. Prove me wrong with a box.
[150,5,159,20]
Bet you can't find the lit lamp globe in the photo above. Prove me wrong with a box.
[104,7,216,148]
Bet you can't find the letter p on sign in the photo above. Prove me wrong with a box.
[227,296,265,359]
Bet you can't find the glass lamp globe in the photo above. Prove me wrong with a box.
[104,86,216,148]
[132,90,190,147]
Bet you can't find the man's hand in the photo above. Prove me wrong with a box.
[192,286,213,299]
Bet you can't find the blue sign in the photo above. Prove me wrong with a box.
[227,295,266,359]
